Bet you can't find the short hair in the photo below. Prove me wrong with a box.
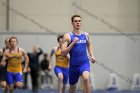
[9,36,18,43]
[71,14,82,22]
[57,35,64,42]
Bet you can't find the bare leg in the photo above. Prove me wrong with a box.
[9,84,14,93]
[62,84,66,93]
[15,82,24,89]
[0,81,8,93]
[79,77,84,91]
[57,73,63,93]
[48,71,54,89]
[69,85,76,93]
[83,82,86,93]
[50,75,54,89]
[81,71,90,93]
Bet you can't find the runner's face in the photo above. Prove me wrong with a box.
[58,38,63,45]
[10,39,17,48]
[72,17,82,30]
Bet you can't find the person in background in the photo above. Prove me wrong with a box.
[0,37,10,93]
[28,45,43,92]
[1,36,29,93]
[40,53,53,89]
[50,35,69,93]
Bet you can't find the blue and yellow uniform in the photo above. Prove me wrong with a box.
[54,47,69,84]
[68,32,90,85]
[6,48,23,84]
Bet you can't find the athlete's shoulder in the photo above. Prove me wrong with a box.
[83,32,89,36]
[81,31,90,42]
[0,48,2,55]
[19,47,26,53]
[19,47,24,51]
[64,33,70,38]
[52,47,58,51]
[0,48,2,52]
[63,32,71,42]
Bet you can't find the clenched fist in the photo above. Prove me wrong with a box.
[73,37,79,44]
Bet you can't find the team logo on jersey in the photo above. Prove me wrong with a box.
[76,40,86,43]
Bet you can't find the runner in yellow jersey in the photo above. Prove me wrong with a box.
[50,35,69,93]
[1,36,29,93]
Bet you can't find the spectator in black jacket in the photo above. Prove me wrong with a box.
[28,45,43,92]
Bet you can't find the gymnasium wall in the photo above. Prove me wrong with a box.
[0,0,7,30]
[0,0,140,32]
